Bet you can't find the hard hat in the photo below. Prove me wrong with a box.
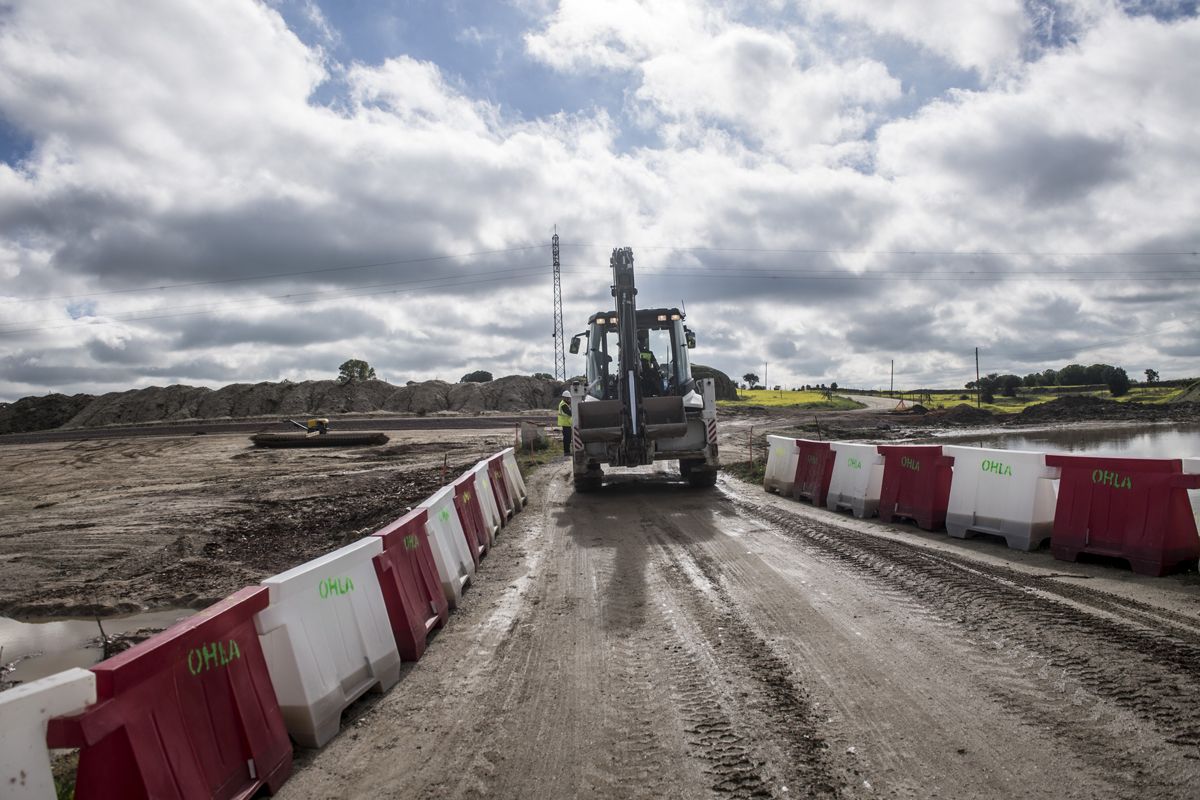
[562,390,571,397]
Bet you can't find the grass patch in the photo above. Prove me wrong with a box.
[896,384,1189,414]
[722,459,766,485]
[718,389,865,411]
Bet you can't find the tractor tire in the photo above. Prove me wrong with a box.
[687,468,718,488]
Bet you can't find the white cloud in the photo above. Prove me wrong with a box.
[806,0,1030,77]
[0,0,1197,399]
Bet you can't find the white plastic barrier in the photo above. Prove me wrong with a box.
[0,668,96,799]
[471,462,502,541]
[255,537,402,748]
[420,484,475,607]
[1185,458,1200,529]
[485,455,517,519]
[763,435,799,494]
[825,442,885,519]
[501,447,527,508]
[943,446,1061,551]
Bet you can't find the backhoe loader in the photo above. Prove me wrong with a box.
[567,247,719,491]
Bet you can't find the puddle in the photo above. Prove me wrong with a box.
[0,608,192,687]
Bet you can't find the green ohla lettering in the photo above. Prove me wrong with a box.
[187,639,241,676]
[847,457,862,470]
[981,460,1013,477]
[403,534,420,551]
[1091,468,1132,490]
[438,508,451,523]
[901,456,920,472]
[319,576,355,598]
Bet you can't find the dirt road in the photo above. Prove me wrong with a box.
[278,464,1200,800]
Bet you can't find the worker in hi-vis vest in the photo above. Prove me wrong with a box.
[557,390,572,456]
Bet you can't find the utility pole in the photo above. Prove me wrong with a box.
[975,347,981,408]
[763,361,768,390]
[551,228,565,381]
[889,359,894,397]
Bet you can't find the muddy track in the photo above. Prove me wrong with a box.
[736,491,1200,767]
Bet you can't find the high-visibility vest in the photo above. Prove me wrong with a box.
[557,399,571,427]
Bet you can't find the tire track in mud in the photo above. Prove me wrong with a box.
[643,505,840,799]
[735,495,1200,763]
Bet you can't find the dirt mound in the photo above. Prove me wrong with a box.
[0,393,95,434]
[691,365,738,401]
[2,376,565,433]
[1012,395,1129,423]
[1173,381,1200,403]
[927,403,996,424]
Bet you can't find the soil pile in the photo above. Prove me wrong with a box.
[0,393,95,434]
[1006,394,1200,424]
[5,376,565,433]
[927,404,996,424]
[691,364,738,401]
[1173,381,1200,403]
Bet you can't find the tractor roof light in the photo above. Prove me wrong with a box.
[671,313,682,320]
[656,314,667,321]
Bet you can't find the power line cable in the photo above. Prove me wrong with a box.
[0,265,551,337]
[0,244,549,305]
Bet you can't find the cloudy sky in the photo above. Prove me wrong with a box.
[1,0,1197,401]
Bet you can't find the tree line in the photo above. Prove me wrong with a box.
[966,362,1147,402]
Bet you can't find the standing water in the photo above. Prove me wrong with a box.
[0,609,191,688]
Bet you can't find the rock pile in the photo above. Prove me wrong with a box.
[2,376,566,433]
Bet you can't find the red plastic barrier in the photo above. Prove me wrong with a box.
[47,587,291,800]
[371,508,450,662]
[791,439,836,507]
[487,455,514,521]
[877,445,955,531]
[454,474,490,564]
[1045,455,1200,576]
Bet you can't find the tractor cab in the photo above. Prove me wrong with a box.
[570,308,698,403]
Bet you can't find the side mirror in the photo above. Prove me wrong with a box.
[569,336,581,355]
[685,331,696,349]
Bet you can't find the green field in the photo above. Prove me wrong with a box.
[718,389,865,411]
[884,383,1188,414]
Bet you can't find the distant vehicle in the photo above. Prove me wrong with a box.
[567,247,719,490]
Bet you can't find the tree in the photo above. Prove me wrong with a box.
[1107,367,1131,397]
[742,372,759,386]
[1145,368,1160,383]
[460,370,493,383]
[830,381,838,391]
[532,372,553,380]
[1022,373,1041,388]
[337,359,376,384]
[999,374,1022,397]
[1057,364,1088,385]
[1041,368,1058,386]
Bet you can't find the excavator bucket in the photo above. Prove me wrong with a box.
[577,400,624,442]
[642,396,688,439]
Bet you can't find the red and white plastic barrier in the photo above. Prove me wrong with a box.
[371,508,450,662]
[48,586,292,798]
[501,447,527,507]
[255,538,402,748]
[763,435,800,495]
[419,484,476,607]
[943,446,1060,551]
[824,442,885,519]
[471,461,503,540]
